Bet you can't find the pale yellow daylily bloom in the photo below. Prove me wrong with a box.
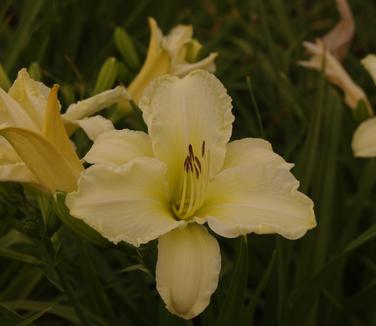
[118,17,218,109]
[298,41,373,115]
[0,69,129,192]
[352,55,376,157]
[66,70,316,319]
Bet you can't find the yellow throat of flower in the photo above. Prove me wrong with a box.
[173,141,210,220]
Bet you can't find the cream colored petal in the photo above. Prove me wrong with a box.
[73,116,114,141]
[139,70,233,190]
[0,162,37,184]
[172,53,218,77]
[164,24,193,65]
[0,138,36,183]
[197,163,316,240]
[362,54,376,86]
[0,88,38,131]
[84,129,152,165]
[352,117,376,157]
[8,68,51,130]
[126,18,170,104]
[322,0,355,60]
[66,157,184,246]
[63,86,130,121]
[223,138,291,170]
[299,41,372,114]
[0,127,81,193]
[156,224,220,319]
[43,85,83,173]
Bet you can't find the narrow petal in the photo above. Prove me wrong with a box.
[322,0,355,60]
[66,157,184,246]
[43,85,82,173]
[127,18,170,104]
[73,116,114,141]
[362,54,376,86]
[163,24,193,64]
[0,127,81,193]
[8,68,51,130]
[62,86,130,121]
[172,53,218,77]
[84,129,152,165]
[139,70,233,190]
[352,117,376,157]
[197,161,316,240]
[0,88,38,131]
[156,224,220,319]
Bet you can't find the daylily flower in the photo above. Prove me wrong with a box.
[352,55,376,157]
[298,41,373,115]
[66,70,316,319]
[0,69,129,193]
[117,17,218,109]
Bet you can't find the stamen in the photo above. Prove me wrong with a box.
[173,142,210,219]
[188,144,194,160]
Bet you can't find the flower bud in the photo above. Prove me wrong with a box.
[114,27,140,70]
[93,57,119,95]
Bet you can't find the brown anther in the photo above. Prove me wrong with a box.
[202,141,205,157]
[184,157,189,172]
[193,165,199,178]
[188,144,194,160]
[194,156,202,172]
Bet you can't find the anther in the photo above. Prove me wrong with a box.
[194,156,201,172]
[201,141,205,157]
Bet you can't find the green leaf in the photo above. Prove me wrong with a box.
[0,249,42,266]
[215,236,249,326]
[15,306,51,326]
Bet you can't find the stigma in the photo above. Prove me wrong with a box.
[173,141,210,219]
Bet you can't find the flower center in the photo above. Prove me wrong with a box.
[172,141,210,220]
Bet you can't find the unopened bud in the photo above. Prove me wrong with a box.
[93,57,119,95]
[28,62,42,81]
[114,27,140,70]
[0,63,11,91]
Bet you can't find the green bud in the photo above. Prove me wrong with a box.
[93,57,119,95]
[0,63,11,91]
[114,27,140,70]
[53,192,110,247]
[185,39,202,63]
[28,62,42,81]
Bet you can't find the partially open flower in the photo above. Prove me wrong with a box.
[298,41,372,115]
[66,70,316,319]
[0,69,129,192]
[117,18,218,110]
